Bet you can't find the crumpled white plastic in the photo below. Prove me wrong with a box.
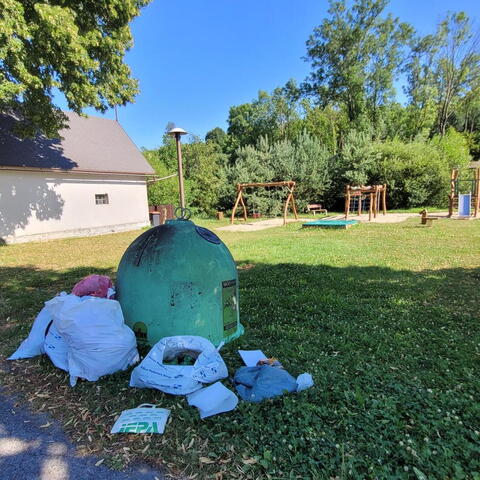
[8,292,68,360]
[130,336,228,395]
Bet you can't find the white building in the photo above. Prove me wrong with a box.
[0,111,154,244]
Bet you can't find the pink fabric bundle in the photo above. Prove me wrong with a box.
[72,275,113,298]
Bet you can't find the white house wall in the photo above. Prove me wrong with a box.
[0,170,150,243]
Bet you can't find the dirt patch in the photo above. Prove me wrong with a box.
[216,218,305,232]
[216,212,468,231]
[331,212,428,223]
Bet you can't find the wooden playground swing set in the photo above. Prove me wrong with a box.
[344,184,387,221]
[230,181,299,225]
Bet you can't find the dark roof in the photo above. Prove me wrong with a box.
[0,111,154,175]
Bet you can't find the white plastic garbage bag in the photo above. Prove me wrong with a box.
[8,292,68,360]
[8,306,51,360]
[54,295,139,386]
[111,404,170,434]
[130,336,228,395]
[187,382,238,419]
[44,322,69,371]
[9,292,138,387]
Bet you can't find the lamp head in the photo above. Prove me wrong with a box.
[167,127,188,136]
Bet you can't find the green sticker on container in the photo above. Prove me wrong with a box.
[222,279,237,336]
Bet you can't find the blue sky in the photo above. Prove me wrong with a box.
[56,0,479,149]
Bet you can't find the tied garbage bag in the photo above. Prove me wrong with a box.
[130,336,228,395]
[54,295,139,386]
[44,322,69,371]
[9,292,139,387]
[72,274,113,298]
[187,382,238,419]
[8,292,69,360]
[234,365,298,403]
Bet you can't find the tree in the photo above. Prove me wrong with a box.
[304,0,412,129]
[404,12,480,138]
[183,140,226,214]
[227,92,277,147]
[403,34,440,138]
[302,103,346,153]
[228,132,333,214]
[227,83,303,147]
[205,127,227,145]
[453,78,480,134]
[0,0,150,137]
[434,13,480,136]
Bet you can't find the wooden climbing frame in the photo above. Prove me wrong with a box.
[230,181,299,226]
[448,166,480,218]
[345,184,387,221]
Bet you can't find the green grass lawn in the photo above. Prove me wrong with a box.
[1,217,480,479]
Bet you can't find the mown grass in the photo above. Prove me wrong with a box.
[1,216,479,479]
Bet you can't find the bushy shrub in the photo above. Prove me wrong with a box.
[144,141,225,215]
[228,132,333,216]
[144,127,471,215]
[368,129,471,208]
[143,148,181,206]
[369,139,447,208]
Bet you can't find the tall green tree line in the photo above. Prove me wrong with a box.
[146,0,478,214]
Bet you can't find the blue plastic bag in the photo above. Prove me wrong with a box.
[233,365,297,402]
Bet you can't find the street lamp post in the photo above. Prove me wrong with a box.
[167,126,188,210]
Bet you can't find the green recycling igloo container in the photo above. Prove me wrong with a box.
[116,219,243,347]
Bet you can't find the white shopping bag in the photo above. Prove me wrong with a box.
[111,404,170,434]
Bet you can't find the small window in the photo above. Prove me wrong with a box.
[95,194,109,205]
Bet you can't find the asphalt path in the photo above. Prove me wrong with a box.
[0,391,166,480]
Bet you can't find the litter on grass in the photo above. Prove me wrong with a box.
[54,295,139,386]
[130,336,228,395]
[187,381,238,419]
[234,365,298,402]
[9,275,139,387]
[296,373,314,392]
[238,350,267,367]
[8,300,59,360]
[71,274,114,298]
[235,350,315,401]
[111,404,170,434]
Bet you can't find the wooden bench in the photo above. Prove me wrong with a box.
[420,209,438,226]
[421,217,438,226]
[307,204,328,215]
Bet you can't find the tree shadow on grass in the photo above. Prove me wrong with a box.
[1,261,478,380]
[234,262,480,384]
[0,266,115,348]
[0,262,479,478]
[0,389,162,480]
